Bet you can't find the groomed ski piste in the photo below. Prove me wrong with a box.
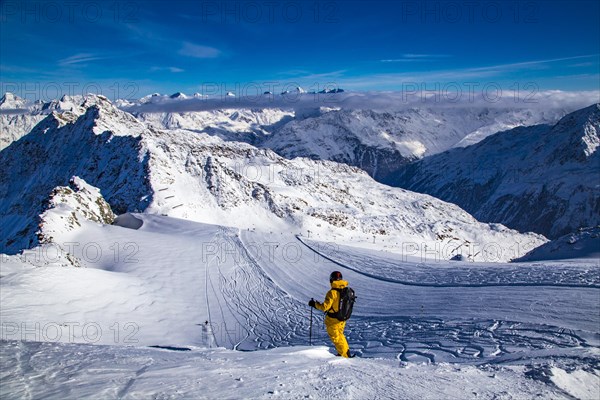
[1,214,599,399]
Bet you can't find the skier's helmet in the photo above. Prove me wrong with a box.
[329,271,343,283]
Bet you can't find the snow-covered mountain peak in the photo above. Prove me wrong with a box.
[37,176,116,246]
[1,91,18,101]
[80,93,112,107]
[0,92,27,109]
[25,93,146,137]
[169,92,187,99]
[550,103,599,158]
[280,86,306,95]
[59,94,84,103]
[70,95,148,137]
[139,93,165,104]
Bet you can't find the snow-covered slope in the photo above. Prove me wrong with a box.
[2,93,599,400]
[0,93,123,150]
[0,95,544,260]
[3,211,598,352]
[141,127,545,258]
[0,95,150,253]
[3,341,594,400]
[1,212,597,397]
[392,104,600,239]
[0,113,45,150]
[0,93,45,150]
[516,226,600,261]
[133,107,294,144]
[260,107,569,181]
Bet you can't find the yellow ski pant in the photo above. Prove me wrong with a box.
[325,316,349,357]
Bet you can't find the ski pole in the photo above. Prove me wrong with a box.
[309,299,313,346]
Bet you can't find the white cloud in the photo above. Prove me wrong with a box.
[57,52,141,67]
[343,54,600,89]
[58,53,106,66]
[403,54,451,59]
[380,59,423,63]
[570,62,595,68]
[381,54,451,62]
[178,42,221,58]
[465,54,599,73]
[150,66,185,73]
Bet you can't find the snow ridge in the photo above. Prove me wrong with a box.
[38,176,116,245]
[0,99,151,253]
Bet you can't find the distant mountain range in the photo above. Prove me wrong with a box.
[0,94,543,260]
[2,91,598,246]
[259,107,570,181]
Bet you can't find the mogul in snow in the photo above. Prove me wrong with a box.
[309,271,356,358]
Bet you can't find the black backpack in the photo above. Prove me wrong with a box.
[328,287,356,321]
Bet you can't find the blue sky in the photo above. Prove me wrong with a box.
[1,0,599,100]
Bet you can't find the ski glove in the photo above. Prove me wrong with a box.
[308,299,316,308]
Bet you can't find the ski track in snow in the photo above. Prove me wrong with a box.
[207,227,308,350]
[298,237,600,289]
[237,234,598,363]
[1,215,599,372]
[236,233,598,366]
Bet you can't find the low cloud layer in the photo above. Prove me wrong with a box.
[121,90,600,114]
[1,90,598,116]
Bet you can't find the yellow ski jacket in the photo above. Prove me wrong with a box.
[314,279,348,323]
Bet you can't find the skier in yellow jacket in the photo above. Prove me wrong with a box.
[308,271,350,358]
